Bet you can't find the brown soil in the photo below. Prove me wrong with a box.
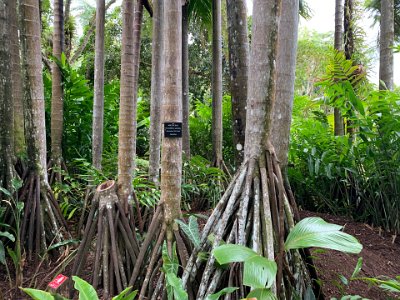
[1,211,399,299]
[300,210,400,299]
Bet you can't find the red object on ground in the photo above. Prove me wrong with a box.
[48,274,68,289]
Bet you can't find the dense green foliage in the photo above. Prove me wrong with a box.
[289,52,400,231]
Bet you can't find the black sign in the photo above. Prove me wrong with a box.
[164,122,182,138]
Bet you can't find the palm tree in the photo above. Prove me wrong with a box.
[19,0,67,256]
[0,0,15,191]
[182,2,190,158]
[181,0,313,297]
[92,0,105,169]
[50,0,65,181]
[379,0,394,90]
[226,0,249,167]
[127,2,187,298]
[10,0,25,156]
[334,0,345,136]
[271,0,299,173]
[365,0,400,41]
[118,0,143,208]
[212,0,223,169]
[149,0,164,184]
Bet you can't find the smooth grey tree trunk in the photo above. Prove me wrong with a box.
[21,0,48,180]
[379,0,394,90]
[212,0,223,168]
[182,3,190,158]
[0,0,15,191]
[149,0,164,185]
[161,0,183,229]
[10,0,25,156]
[271,0,299,170]
[92,0,105,170]
[118,0,143,207]
[226,0,249,167]
[334,0,345,136]
[244,0,279,160]
[50,0,64,168]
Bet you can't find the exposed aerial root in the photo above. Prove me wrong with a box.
[181,150,315,299]
[127,203,192,300]
[18,169,69,259]
[70,180,140,299]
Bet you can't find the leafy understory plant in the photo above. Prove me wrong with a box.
[338,256,400,297]
[21,276,137,300]
[212,217,362,299]
[0,178,24,288]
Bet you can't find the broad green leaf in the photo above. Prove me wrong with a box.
[20,288,55,300]
[0,231,15,242]
[213,244,258,264]
[72,276,99,300]
[161,241,179,275]
[205,287,238,300]
[175,216,201,248]
[243,255,277,289]
[284,217,362,254]
[165,273,188,300]
[351,257,363,279]
[112,287,138,300]
[246,288,277,300]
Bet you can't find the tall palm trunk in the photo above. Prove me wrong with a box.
[50,0,64,176]
[161,0,183,233]
[70,2,142,297]
[271,0,299,171]
[92,0,105,169]
[10,0,24,156]
[126,4,187,298]
[149,0,164,184]
[21,0,48,179]
[0,0,15,191]
[64,0,72,58]
[226,0,249,167]
[344,0,355,137]
[182,3,190,158]
[182,1,314,298]
[117,0,144,207]
[212,0,223,168]
[20,0,67,255]
[379,0,394,90]
[334,0,345,136]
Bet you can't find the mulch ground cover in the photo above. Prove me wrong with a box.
[300,210,400,299]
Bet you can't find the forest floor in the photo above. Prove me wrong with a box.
[0,211,399,299]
